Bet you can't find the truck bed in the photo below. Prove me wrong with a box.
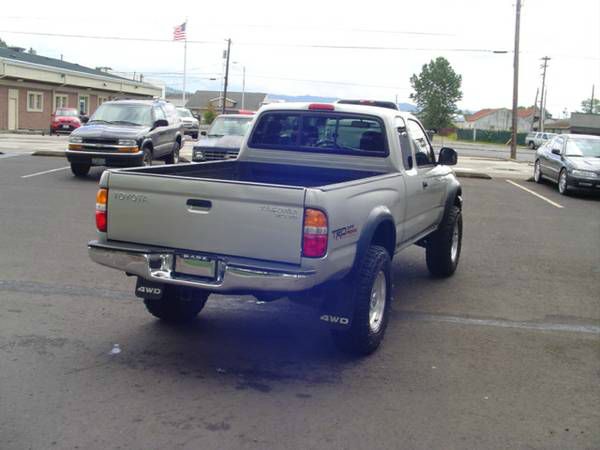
[126,161,383,188]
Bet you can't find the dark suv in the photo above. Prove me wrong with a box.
[66,100,184,177]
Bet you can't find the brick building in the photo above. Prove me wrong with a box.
[0,47,162,132]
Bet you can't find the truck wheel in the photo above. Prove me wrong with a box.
[70,163,91,177]
[143,285,208,323]
[165,141,180,164]
[331,245,392,356]
[142,147,153,166]
[192,132,198,140]
[528,141,535,149]
[426,206,462,277]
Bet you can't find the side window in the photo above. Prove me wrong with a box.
[395,116,413,170]
[407,120,435,166]
[153,106,166,122]
[163,103,180,124]
[554,136,564,152]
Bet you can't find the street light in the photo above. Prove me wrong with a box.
[232,62,246,110]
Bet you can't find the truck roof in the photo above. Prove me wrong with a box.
[258,102,416,121]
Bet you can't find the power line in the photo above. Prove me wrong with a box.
[0,29,507,53]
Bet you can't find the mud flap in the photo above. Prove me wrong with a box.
[135,278,164,300]
[318,282,355,330]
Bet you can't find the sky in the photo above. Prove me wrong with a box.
[1,0,599,116]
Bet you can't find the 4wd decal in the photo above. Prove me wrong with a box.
[332,224,357,240]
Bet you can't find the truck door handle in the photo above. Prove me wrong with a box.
[422,181,429,189]
[186,199,212,212]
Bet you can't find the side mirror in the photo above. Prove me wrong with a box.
[153,119,168,129]
[551,148,561,155]
[438,147,458,166]
[200,130,207,136]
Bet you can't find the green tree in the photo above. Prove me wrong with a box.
[580,97,600,114]
[0,37,7,48]
[203,105,217,124]
[410,57,463,129]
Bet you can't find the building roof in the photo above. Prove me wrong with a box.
[0,47,130,81]
[466,106,537,122]
[186,90,268,111]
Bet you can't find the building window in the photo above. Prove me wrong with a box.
[54,94,68,111]
[79,95,90,115]
[27,91,44,112]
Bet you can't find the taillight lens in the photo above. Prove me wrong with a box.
[302,209,328,258]
[96,188,108,232]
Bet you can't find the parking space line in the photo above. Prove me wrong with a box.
[505,179,564,209]
[21,166,70,179]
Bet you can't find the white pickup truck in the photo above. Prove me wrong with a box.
[89,102,463,355]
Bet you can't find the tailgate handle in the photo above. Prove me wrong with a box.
[186,199,212,212]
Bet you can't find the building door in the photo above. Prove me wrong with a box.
[8,89,19,130]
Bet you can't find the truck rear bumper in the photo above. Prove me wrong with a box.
[88,240,318,293]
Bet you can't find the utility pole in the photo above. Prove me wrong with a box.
[532,88,539,131]
[539,56,551,132]
[222,39,232,115]
[591,84,596,114]
[510,0,522,160]
[241,66,246,110]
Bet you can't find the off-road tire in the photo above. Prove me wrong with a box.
[70,162,91,177]
[165,140,180,164]
[331,245,392,356]
[143,285,209,323]
[426,206,462,277]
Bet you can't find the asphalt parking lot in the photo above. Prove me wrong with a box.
[1,154,599,450]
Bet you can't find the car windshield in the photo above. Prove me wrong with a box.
[89,103,152,126]
[565,138,600,157]
[208,117,252,137]
[55,108,79,117]
[177,108,193,118]
[249,111,387,155]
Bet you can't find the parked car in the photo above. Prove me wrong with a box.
[50,107,81,134]
[525,131,556,149]
[176,107,200,139]
[88,102,462,355]
[65,100,184,177]
[192,113,254,161]
[534,134,600,195]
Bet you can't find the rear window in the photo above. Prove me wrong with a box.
[249,112,388,156]
[56,108,79,117]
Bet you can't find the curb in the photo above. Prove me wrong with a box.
[453,170,492,180]
[32,150,66,157]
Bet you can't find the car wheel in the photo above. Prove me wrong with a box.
[533,160,543,183]
[192,132,198,140]
[558,169,569,195]
[70,163,91,177]
[142,147,153,166]
[331,245,392,356]
[426,205,462,277]
[528,141,535,149]
[143,285,209,323]
[165,141,180,164]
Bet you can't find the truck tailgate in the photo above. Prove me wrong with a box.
[106,172,306,264]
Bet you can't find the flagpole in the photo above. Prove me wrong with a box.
[182,21,187,106]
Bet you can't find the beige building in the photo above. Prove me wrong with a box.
[0,47,162,132]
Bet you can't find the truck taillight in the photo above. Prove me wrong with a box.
[96,188,108,232]
[302,209,328,258]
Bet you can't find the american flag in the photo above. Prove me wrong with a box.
[173,22,187,41]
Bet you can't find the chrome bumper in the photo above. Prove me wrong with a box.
[66,149,144,158]
[88,242,318,293]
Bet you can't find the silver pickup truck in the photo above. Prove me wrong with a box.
[89,102,463,355]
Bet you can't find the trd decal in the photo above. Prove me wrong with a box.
[332,225,357,240]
